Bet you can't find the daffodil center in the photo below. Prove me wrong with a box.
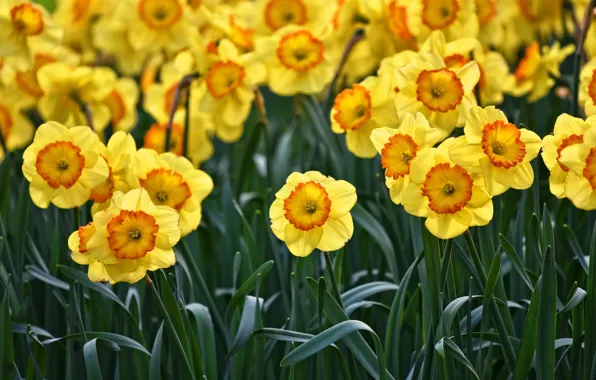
[332,84,372,131]
[491,141,505,155]
[276,30,325,71]
[205,61,246,98]
[138,0,182,30]
[431,87,443,98]
[402,152,413,164]
[57,159,69,171]
[416,69,464,112]
[156,191,169,202]
[442,182,455,195]
[283,181,332,231]
[440,6,450,17]
[381,133,419,179]
[304,201,316,214]
[10,3,44,36]
[129,228,142,240]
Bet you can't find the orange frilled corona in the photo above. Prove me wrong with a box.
[421,162,473,214]
[416,68,464,112]
[139,168,192,211]
[270,171,357,257]
[276,30,325,72]
[381,134,419,179]
[480,120,527,169]
[106,210,160,260]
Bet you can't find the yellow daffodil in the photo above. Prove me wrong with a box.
[542,114,596,199]
[472,46,508,106]
[269,171,357,257]
[103,77,139,133]
[90,131,140,214]
[110,0,195,55]
[0,0,62,70]
[331,73,398,158]
[68,222,110,282]
[134,149,213,236]
[7,42,80,107]
[504,41,574,103]
[254,0,335,35]
[449,106,541,196]
[22,122,109,209]
[199,4,256,52]
[92,17,151,76]
[370,112,443,204]
[0,85,34,163]
[359,0,418,61]
[558,127,596,210]
[82,188,181,284]
[401,138,493,239]
[580,58,596,117]
[255,25,334,96]
[516,0,564,41]
[36,62,115,132]
[394,50,479,139]
[193,39,266,143]
[408,0,479,43]
[475,0,504,49]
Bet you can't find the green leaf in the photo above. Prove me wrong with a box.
[513,277,542,380]
[558,287,587,315]
[0,279,14,380]
[280,320,387,380]
[422,226,441,328]
[434,338,479,380]
[341,281,398,308]
[318,277,326,331]
[499,234,534,291]
[185,304,218,380]
[537,247,556,380]
[585,222,596,380]
[441,295,486,335]
[26,265,69,291]
[43,332,150,355]
[563,225,589,274]
[83,339,103,380]
[351,204,399,283]
[227,296,262,358]
[225,260,273,322]
[149,322,164,380]
[306,278,395,380]
[58,266,127,311]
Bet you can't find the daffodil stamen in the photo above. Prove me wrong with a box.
[381,133,419,179]
[416,68,464,112]
[332,84,372,131]
[421,0,459,30]
[481,120,526,168]
[283,181,332,231]
[276,30,325,71]
[10,3,44,36]
[107,209,159,260]
[422,163,473,214]
[35,141,86,189]
[264,0,307,31]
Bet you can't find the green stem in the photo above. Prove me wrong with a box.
[178,239,228,350]
[463,230,517,372]
[323,251,344,309]
[165,73,197,154]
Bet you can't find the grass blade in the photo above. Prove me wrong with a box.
[536,247,556,380]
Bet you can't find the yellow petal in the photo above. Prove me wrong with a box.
[401,182,429,217]
[370,127,394,153]
[143,247,176,271]
[520,129,542,161]
[269,198,288,240]
[153,205,181,246]
[346,123,378,158]
[284,224,323,257]
[88,261,111,282]
[324,180,357,219]
[448,136,483,172]
[456,61,480,95]
[317,214,354,252]
[548,164,567,199]
[478,157,509,196]
[425,214,468,239]
[565,173,596,210]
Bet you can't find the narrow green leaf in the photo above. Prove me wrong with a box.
[185,304,217,380]
[58,266,127,311]
[558,287,587,315]
[537,247,556,380]
[351,204,399,283]
[341,281,397,308]
[149,322,164,380]
[83,339,103,380]
[225,260,274,322]
[422,226,441,328]
[0,280,13,380]
[563,225,589,274]
[227,296,261,358]
[317,277,326,332]
[280,320,387,380]
[26,265,69,291]
[43,332,150,355]
[513,277,542,380]
[585,222,596,380]
[499,234,534,291]
[435,338,479,380]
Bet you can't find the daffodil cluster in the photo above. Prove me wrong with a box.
[22,122,213,283]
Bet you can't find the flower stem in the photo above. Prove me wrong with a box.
[463,230,517,372]
[323,251,344,308]
[325,28,365,108]
[73,207,80,231]
[165,73,198,155]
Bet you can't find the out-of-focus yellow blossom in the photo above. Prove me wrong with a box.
[359,0,418,61]
[22,122,109,209]
[475,0,504,49]
[515,0,564,41]
[255,25,335,96]
[68,222,110,282]
[330,73,398,158]
[92,16,151,76]
[580,58,596,117]
[504,42,574,103]
[0,85,34,163]
[193,39,265,143]
[199,3,255,52]
[542,114,596,199]
[394,50,479,139]
[144,122,185,156]
[144,61,192,125]
[103,77,139,133]
[328,0,377,85]
[472,46,508,106]
[449,106,541,196]
[0,0,62,70]
[418,30,476,66]
[36,62,116,132]
[270,171,357,257]
[408,0,479,43]
[401,138,493,239]
[134,149,213,236]
[559,127,596,210]
[90,131,139,214]
[110,0,196,55]
[82,188,180,284]
[370,112,443,204]
[53,0,111,61]
[254,0,335,36]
